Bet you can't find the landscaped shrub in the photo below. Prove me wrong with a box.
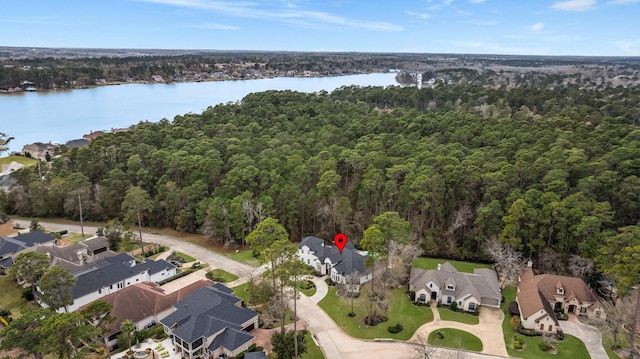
[407,290,416,301]
[513,340,522,350]
[510,315,521,331]
[387,322,403,333]
[436,331,444,339]
[449,301,458,311]
[538,342,552,352]
[518,328,542,337]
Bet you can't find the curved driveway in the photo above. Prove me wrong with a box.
[22,219,508,359]
[560,319,608,359]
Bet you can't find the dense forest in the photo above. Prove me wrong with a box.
[2,83,640,265]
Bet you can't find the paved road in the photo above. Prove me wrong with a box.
[12,219,260,282]
[560,319,608,359]
[22,219,510,359]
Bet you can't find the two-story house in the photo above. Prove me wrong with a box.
[161,283,259,359]
[298,236,372,286]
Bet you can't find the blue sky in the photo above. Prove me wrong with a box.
[1,0,639,56]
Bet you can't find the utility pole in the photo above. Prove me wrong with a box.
[78,191,84,237]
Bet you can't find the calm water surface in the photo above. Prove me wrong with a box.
[1,73,398,153]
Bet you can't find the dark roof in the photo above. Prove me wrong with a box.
[0,256,13,268]
[0,237,24,257]
[13,231,54,246]
[245,352,268,359]
[73,254,174,298]
[81,236,108,251]
[299,236,364,275]
[161,285,258,344]
[212,282,235,295]
[64,139,90,148]
[208,327,253,353]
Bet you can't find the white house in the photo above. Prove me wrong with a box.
[298,236,372,286]
[38,253,177,313]
[516,264,605,333]
[409,262,501,312]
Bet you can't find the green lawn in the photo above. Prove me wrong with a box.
[318,286,433,340]
[437,307,479,324]
[206,269,239,283]
[0,275,29,318]
[501,286,591,359]
[231,282,250,303]
[63,233,93,244]
[606,347,621,359]
[301,331,325,359]
[297,280,317,297]
[175,251,196,263]
[428,328,483,352]
[226,249,260,266]
[0,155,38,166]
[412,257,492,273]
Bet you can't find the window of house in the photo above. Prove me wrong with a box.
[580,307,587,314]
[419,294,426,302]
[557,288,564,294]
[429,283,432,288]
[98,289,102,294]
[540,324,544,330]
[446,284,454,290]
[469,302,476,311]
[447,296,452,304]
[548,325,553,331]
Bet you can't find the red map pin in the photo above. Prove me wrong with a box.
[334,233,348,254]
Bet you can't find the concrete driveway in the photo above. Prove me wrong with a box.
[560,319,608,359]
[26,219,509,359]
[411,303,509,357]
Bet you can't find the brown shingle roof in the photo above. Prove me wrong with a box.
[0,222,16,237]
[79,279,213,335]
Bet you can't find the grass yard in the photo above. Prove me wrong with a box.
[174,251,196,263]
[428,328,483,352]
[606,347,621,359]
[501,286,591,359]
[206,269,239,283]
[231,282,250,303]
[318,286,433,340]
[412,257,492,273]
[0,275,29,318]
[301,331,325,359]
[0,155,38,166]
[297,280,317,297]
[226,249,260,266]
[437,307,479,325]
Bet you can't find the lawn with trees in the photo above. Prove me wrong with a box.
[428,328,483,352]
[318,286,433,340]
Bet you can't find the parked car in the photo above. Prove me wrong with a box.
[192,261,202,269]
[169,260,183,267]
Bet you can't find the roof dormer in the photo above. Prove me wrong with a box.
[445,277,456,291]
[556,281,564,295]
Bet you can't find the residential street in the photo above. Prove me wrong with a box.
[18,219,511,359]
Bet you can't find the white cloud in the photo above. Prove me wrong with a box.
[136,0,403,31]
[530,22,544,31]
[406,11,431,19]
[551,0,597,11]
[616,39,640,55]
[470,0,486,3]
[189,22,240,30]
[443,0,453,5]
[609,0,640,3]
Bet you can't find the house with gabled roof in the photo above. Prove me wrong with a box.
[516,264,605,333]
[297,236,372,285]
[0,231,55,274]
[409,261,501,312]
[37,253,177,313]
[160,283,259,359]
[79,279,213,348]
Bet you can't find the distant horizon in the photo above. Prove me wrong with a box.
[2,0,639,56]
[3,45,640,59]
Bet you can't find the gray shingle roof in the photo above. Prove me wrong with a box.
[299,236,365,275]
[72,254,174,298]
[207,327,253,352]
[161,285,258,344]
[0,237,24,257]
[245,352,267,359]
[13,232,54,246]
[409,262,501,305]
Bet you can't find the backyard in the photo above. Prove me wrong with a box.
[318,286,433,340]
[412,257,492,273]
[501,286,591,359]
[0,274,28,318]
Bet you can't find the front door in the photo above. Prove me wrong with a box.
[431,291,437,300]
[568,305,576,313]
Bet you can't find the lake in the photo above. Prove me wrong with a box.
[1,72,399,154]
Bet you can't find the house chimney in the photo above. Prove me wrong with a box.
[437,263,441,271]
[527,260,533,268]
